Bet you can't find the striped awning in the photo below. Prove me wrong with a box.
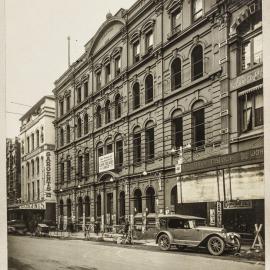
[238,84,263,96]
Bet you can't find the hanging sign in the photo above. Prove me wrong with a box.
[99,153,114,173]
[177,179,182,204]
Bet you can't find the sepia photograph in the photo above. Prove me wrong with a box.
[1,0,269,269]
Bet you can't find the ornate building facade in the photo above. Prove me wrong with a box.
[53,0,263,238]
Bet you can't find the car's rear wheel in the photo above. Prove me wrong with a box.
[207,236,225,256]
[158,234,171,251]
[176,245,185,251]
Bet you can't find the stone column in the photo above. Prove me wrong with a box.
[113,183,117,227]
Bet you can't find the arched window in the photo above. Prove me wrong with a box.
[171,186,177,206]
[133,126,141,163]
[85,196,90,218]
[145,121,155,160]
[26,162,30,179]
[145,74,153,103]
[78,197,83,218]
[171,110,183,149]
[31,160,35,177]
[59,200,64,216]
[66,125,70,143]
[84,114,89,134]
[96,106,102,128]
[36,130,40,147]
[36,157,40,175]
[133,82,140,110]
[41,127,44,143]
[77,152,83,178]
[192,100,205,148]
[191,45,203,81]
[97,194,101,217]
[115,94,121,119]
[146,187,155,213]
[119,191,125,220]
[60,128,64,146]
[115,138,123,168]
[67,198,72,218]
[60,159,65,184]
[66,158,71,181]
[134,189,142,213]
[77,117,82,138]
[105,100,111,124]
[171,58,181,91]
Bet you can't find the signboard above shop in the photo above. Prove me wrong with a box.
[99,152,115,173]
[223,200,252,209]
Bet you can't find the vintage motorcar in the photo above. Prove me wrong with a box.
[34,224,50,237]
[155,214,241,256]
[7,220,27,235]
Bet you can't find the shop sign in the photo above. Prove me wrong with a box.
[217,202,222,227]
[182,147,263,173]
[223,200,252,209]
[45,152,52,198]
[210,209,215,226]
[19,202,45,210]
[230,66,263,90]
[99,153,114,173]
[175,164,182,174]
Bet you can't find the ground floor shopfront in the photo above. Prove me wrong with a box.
[56,148,264,239]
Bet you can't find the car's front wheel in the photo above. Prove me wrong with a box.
[158,234,171,251]
[232,237,241,253]
[207,236,225,256]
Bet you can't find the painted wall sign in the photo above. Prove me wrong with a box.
[45,152,52,196]
[182,148,263,173]
[210,209,216,226]
[223,200,252,209]
[19,202,45,209]
[217,202,222,227]
[230,66,263,90]
[99,152,115,173]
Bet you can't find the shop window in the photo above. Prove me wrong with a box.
[105,63,111,84]
[59,100,64,116]
[146,187,155,213]
[115,56,121,76]
[78,197,83,218]
[119,191,125,219]
[96,106,102,128]
[105,100,111,124]
[115,94,121,119]
[171,113,183,149]
[67,199,72,218]
[66,125,71,143]
[66,96,70,112]
[133,41,140,63]
[60,128,64,146]
[77,155,83,178]
[84,114,89,134]
[77,86,82,104]
[145,122,155,161]
[192,108,205,148]
[77,117,82,138]
[97,195,101,217]
[66,159,71,182]
[171,7,181,33]
[239,90,263,132]
[191,45,203,81]
[115,140,123,168]
[145,74,153,104]
[85,196,90,217]
[192,0,203,22]
[145,31,153,52]
[84,81,88,99]
[133,82,140,110]
[171,58,181,91]
[133,131,141,163]
[84,153,89,176]
[96,71,101,91]
[60,162,64,184]
[134,189,142,213]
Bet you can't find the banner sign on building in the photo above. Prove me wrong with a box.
[19,202,45,210]
[45,152,53,199]
[210,209,215,226]
[223,200,252,209]
[99,153,114,173]
[217,202,222,227]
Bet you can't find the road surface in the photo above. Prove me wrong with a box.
[8,236,264,270]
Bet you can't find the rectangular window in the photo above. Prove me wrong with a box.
[172,8,181,32]
[115,56,121,76]
[67,160,71,182]
[97,147,103,172]
[240,90,263,132]
[27,137,30,153]
[193,108,205,148]
[66,96,70,112]
[133,133,141,163]
[105,64,111,84]
[60,100,64,116]
[133,41,140,63]
[96,72,101,90]
[61,163,64,184]
[37,159,39,175]
[253,34,263,66]
[145,31,153,51]
[106,144,113,154]
[115,140,123,167]
[37,180,40,200]
[77,87,82,104]
[78,156,83,178]
[84,153,89,176]
[84,81,88,99]
[193,0,203,21]
[31,134,35,151]
[27,183,30,201]
[172,117,183,149]
[242,42,251,71]
[32,182,35,201]
[145,128,155,160]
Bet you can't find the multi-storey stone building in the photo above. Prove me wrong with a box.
[19,96,56,226]
[53,0,263,239]
[6,137,21,220]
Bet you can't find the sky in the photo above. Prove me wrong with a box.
[5,0,136,138]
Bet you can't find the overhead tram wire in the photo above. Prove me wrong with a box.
[6,111,24,116]
[10,101,32,107]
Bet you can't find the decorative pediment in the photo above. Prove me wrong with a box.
[166,0,183,13]
[129,31,141,44]
[111,47,122,58]
[141,19,155,33]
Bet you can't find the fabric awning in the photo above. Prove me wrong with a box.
[238,84,263,96]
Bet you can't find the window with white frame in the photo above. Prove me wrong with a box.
[192,0,203,22]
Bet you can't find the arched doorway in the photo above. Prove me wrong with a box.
[134,189,142,213]
[96,194,101,220]
[119,191,125,224]
[59,199,64,230]
[85,196,90,224]
[146,187,155,213]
